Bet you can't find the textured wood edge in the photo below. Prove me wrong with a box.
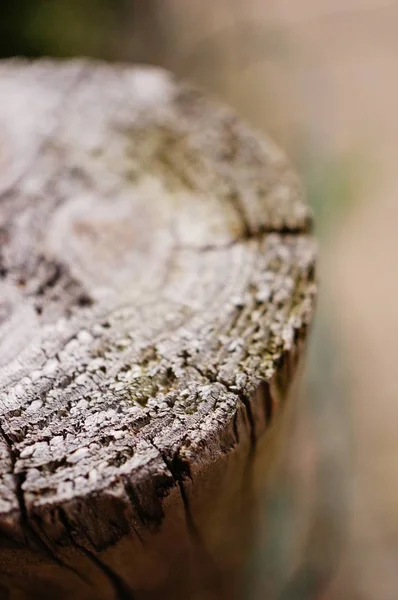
[0,59,317,599]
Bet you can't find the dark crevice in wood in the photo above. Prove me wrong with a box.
[235,390,257,458]
[261,380,274,426]
[232,410,240,445]
[121,478,165,531]
[214,373,257,457]
[30,256,94,316]
[0,420,23,534]
[35,260,63,296]
[0,227,9,279]
[187,363,217,385]
[264,221,312,236]
[76,293,94,307]
[148,440,219,585]
[118,487,145,545]
[0,425,26,542]
[177,224,314,254]
[0,422,87,581]
[58,508,136,600]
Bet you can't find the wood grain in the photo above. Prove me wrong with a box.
[0,59,316,600]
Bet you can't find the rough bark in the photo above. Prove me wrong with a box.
[0,59,317,600]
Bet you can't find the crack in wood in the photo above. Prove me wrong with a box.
[148,440,221,587]
[58,508,136,600]
[0,422,87,583]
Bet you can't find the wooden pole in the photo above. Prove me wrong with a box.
[0,59,317,600]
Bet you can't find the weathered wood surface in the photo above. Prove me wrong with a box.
[0,59,317,600]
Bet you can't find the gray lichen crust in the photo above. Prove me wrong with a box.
[0,60,316,549]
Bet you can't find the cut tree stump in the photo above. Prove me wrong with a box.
[0,59,317,600]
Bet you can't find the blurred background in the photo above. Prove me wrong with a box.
[1,1,397,598]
